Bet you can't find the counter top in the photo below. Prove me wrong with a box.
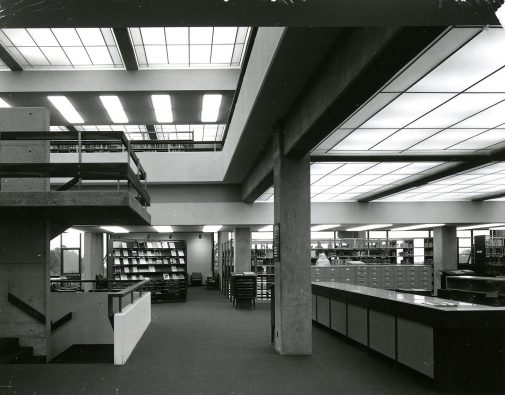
[313,282,505,312]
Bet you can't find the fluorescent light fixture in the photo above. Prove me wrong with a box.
[153,226,174,233]
[457,223,505,230]
[47,96,84,123]
[201,94,222,122]
[202,225,222,232]
[99,95,128,123]
[100,226,129,233]
[392,224,445,231]
[0,98,11,108]
[258,225,273,232]
[311,224,340,231]
[151,95,173,123]
[346,224,393,231]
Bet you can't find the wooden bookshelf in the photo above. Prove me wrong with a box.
[221,240,234,299]
[108,239,187,302]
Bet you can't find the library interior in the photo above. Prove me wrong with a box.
[3,1,505,394]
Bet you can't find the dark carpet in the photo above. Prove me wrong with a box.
[0,287,454,395]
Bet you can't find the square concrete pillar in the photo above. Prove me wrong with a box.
[234,227,251,273]
[82,232,105,281]
[433,226,457,294]
[217,231,229,290]
[273,129,312,355]
[0,107,51,357]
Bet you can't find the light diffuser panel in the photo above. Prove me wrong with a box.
[48,96,84,123]
[151,95,173,123]
[99,96,128,124]
[408,129,484,150]
[331,129,396,151]
[371,129,440,150]
[449,129,505,150]
[201,94,222,122]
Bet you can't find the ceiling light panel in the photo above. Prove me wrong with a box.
[347,224,392,231]
[153,226,174,233]
[0,28,122,69]
[48,96,84,123]
[448,129,505,150]
[0,98,11,107]
[371,129,440,151]
[153,124,226,141]
[129,27,249,69]
[151,95,173,123]
[311,224,340,231]
[408,129,485,151]
[330,129,397,151]
[393,224,445,231]
[201,94,222,123]
[408,27,505,92]
[99,96,128,124]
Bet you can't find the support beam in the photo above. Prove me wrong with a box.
[112,28,138,71]
[358,161,489,202]
[0,0,498,27]
[0,69,240,93]
[282,26,447,157]
[0,43,23,71]
[241,140,274,203]
[146,125,158,141]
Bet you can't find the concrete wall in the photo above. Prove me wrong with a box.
[49,292,113,360]
[114,292,151,365]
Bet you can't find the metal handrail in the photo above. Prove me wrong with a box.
[107,279,149,327]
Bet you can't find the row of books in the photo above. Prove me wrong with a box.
[115,273,186,281]
[113,249,185,257]
[112,241,182,249]
[113,257,185,265]
[115,265,186,273]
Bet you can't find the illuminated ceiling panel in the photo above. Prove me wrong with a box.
[379,162,505,201]
[129,27,250,69]
[74,125,148,140]
[318,27,505,156]
[154,124,225,141]
[0,28,123,69]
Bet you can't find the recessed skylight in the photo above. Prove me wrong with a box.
[129,27,250,69]
[258,225,273,232]
[0,28,123,70]
[201,94,222,123]
[311,224,340,231]
[153,226,174,233]
[47,96,84,124]
[99,96,128,124]
[346,224,393,231]
[151,95,173,123]
[0,98,11,108]
[202,225,222,232]
[392,224,445,231]
[100,226,129,233]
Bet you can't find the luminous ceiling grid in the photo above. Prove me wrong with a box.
[129,27,249,69]
[0,28,124,70]
[323,27,505,155]
[74,125,149,140]
[380,162,505,201]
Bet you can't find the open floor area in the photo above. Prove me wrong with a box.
[0,287,443,395]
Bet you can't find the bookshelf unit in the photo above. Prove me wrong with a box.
[221,240,234,299]
[251,243,274,300]
[108,238,187,302]
[474,235,505,276]
[311,237,434,265]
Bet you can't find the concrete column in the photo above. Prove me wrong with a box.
[273,128,311,355]
[433,226,457,294]
[0,107,51,357]
[234,227,251,273]
[82,233,105,281]
[217,231,228,290]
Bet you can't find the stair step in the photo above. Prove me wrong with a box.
[0,338,19,354]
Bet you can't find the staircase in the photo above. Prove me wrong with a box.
[0,338,45,364]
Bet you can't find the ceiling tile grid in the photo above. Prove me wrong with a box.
[0,28,123,69]
[317,26,505,156]
[129,27,249,69]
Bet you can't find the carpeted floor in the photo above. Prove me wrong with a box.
[0,287,450,395]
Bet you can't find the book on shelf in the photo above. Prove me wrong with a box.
[132,250,138,256]
[113,241,122,248]
[114,258,120,265]
[138,250,145,257]
[121,242,127,248]
[139,257,147,265]
[148,258,154,264]
[156,258,162,264]
[179,258,185,264]
[132,275,138,280]
[169,242,176,249]
[171,265,177,272]
[163,258,169,264]
[163,273,170,280]
[147,242,154,248]
[178,250,185,257]
[114,250,121,257]
[124,267,130,273]
[162,241,169,248]
[120,274,127,280]
[147,250,153,257]
[170,250,177,256]
[148,265,155,272]
[132,267,138,273]
[170,257,177,264]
